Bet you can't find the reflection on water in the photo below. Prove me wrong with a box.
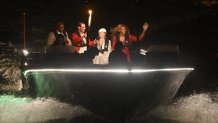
[1,93,218,123]
[0,95,90,123]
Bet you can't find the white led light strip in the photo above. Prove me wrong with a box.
[23,68,194,78]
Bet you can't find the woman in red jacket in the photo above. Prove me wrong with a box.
[110,22,149,63]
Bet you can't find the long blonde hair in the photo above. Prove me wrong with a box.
[110,24,130,38]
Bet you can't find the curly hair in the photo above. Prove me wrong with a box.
[110,24,130,38]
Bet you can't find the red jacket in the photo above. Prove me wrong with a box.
[71,32,95,53]
[112,34,138,63]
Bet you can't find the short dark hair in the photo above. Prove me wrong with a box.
[77,22,85,27]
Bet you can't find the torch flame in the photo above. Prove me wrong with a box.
[88,9,92,30]
[88,10,92,15]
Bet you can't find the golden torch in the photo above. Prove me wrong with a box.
[88,10,92,31]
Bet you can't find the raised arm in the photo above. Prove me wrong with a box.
[138,22,149,41]
[111,36,116,50]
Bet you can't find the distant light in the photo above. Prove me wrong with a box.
[84,0,88,4]
[22,49,29,56]
[23,68,194,78]
[24,62,28,66]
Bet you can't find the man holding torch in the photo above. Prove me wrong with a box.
[71,10,95,54]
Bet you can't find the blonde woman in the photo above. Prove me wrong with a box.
[110,22,149,63]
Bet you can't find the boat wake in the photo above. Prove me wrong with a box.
[132,92,218,123]
[0,95,90,123]
[1,92,218,123]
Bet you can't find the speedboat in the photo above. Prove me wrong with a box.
[20,45,193,119]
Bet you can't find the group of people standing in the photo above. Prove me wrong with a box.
[47,21,149,65]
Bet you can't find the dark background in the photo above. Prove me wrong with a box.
[1,0,218,81]
[1,0,217,49]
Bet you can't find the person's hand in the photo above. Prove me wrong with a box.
[95,39,100,45]
[143,22,149,31]
[94,39,97,44]
[84,33,87,38]
[81,33,87,39]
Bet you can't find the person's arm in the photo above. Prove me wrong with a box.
[138,22,149,41]
[129,34,138,42]
[65,32,72,46]
[108,40,112,52]
[111,36,116,50]
[47,32,55,47]
[88,38,96,46]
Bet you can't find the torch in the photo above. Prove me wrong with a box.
[87,10,92,49]
[88,9,92,31]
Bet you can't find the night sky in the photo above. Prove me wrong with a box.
[0,0,218,56]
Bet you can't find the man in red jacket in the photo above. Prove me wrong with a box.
[71,22,95,54]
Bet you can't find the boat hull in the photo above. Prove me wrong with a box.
[21,48,193,119]
[24,66,192,119]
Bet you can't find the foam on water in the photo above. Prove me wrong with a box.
[1,91,218,123]
[133,92,218,123]
[1,93,218,123]
[0,95,90,123]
